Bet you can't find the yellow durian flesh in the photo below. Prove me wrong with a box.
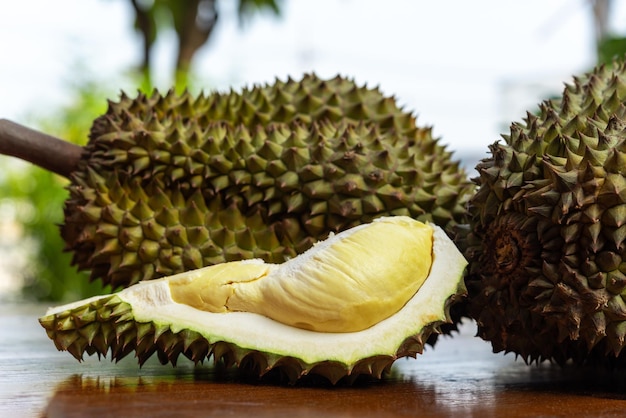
[168,262,272,314]
[168,217,433,332]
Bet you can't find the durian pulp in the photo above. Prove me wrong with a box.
[167,217,433,332]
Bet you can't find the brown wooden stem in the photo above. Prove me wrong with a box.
[0,119,83,179]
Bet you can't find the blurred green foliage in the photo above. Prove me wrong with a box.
[0,79,115,302]
[597,35,626,66]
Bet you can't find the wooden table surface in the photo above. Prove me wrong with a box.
[2,300,626,418]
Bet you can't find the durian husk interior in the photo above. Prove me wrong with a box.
[40,218,467,384]
[465,60,626,367]
[61,73,474,289]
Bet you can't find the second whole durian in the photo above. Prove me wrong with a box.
[466,60,626,367]
[62,74,474,288]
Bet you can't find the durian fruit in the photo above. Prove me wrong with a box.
[40,216,468,384]
[465,60,626,366]
[60,73,474,288]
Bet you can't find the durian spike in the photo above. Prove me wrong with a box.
[0,118,82,178]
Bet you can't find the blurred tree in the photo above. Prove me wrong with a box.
[128,0,282,89]
[588,0,626,65]
[590,0,610,47]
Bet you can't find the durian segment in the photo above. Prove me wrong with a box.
[41,218,467,384]
[169,261,272,314]
[169,217,433,332]
[466,60,626,366]
[62,74,474,288]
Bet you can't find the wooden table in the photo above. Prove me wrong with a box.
[2,301,626,418]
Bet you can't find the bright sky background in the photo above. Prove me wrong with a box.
[2,0,626,170]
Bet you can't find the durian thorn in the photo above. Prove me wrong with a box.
[0,119,82,178]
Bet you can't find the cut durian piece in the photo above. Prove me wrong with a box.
[465,60,626,367]
[61,73,474,288]
[40,217,467,384]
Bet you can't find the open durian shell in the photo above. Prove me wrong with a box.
[40,218,467,384]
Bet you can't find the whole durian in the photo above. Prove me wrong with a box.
[40,216,468,384]
[466,61,626,366]
[60,74,473,288]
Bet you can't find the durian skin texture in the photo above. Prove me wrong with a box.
[61,73,474,288]
[466,61,626,367]
[40,217,468,384]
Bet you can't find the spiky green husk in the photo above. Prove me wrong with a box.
[62,74,473,288]
[466,61,626,366]
[37,295,408,384]
[39,286,465,384]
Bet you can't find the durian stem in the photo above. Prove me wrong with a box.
[0,119,82,179]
